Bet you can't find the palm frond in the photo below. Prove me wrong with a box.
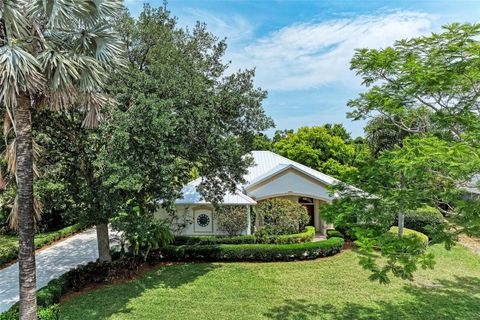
[80,91,110,128]
[3,111,12,144]
[8,195,43,230]
[37,48,81,90]
[1,0,30,39]
[0,44,44,107]
[26,0,90,29]
[74,54,105,91]
[0,167,7,190]
[82,0,124,25]
[5,137,43,178]
[6,138,16,176]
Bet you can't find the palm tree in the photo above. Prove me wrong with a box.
[0,1,124,318]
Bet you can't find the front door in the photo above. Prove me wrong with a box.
[298,197,315,226]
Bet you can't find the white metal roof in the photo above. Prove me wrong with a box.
[173,151,341,205]
[174,177,257,205]
[242,151,339,188]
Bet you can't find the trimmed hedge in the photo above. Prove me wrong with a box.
[256,226,316,244]
[402,206,444,238]
[173,226,316,246]
[0,223,85,267]
[326,229,344,239]
[173,234,256,245]
[389,227,429,247]
[154,237,344,262]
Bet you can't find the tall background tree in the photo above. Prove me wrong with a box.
[274,124,366,179]
[0,1,124,318]
[91,5,273,258]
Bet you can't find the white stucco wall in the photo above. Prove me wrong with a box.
[155,205,250,236]
[246,168,333,202]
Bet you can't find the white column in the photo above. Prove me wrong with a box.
[314,199,320,232]
[246,205,252,235]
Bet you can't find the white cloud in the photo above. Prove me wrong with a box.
[179,8,255,45]
[229,11,435,91]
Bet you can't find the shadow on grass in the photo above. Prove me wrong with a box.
[264,276,480,320]
[61,263,217,320]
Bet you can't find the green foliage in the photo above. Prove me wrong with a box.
[250,133,275,151]
[402,206,444,238]
[112,208,173,259]
[0,224,84,267]
[173,235,256,245]
[349,23,480,140]
[274,125,358,179]
[326,229,345,239]
[255,226,316,244]
[324,134,479,283]
[357,228,433,284]
[0,305,59,320]
[216,206,249,236]
[156,237,344,262]
[256,199,309,235]
[100,4,273,219]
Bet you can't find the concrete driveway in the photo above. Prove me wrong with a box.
[0,228,116,312]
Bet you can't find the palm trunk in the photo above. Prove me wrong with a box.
[96,223,111,262]
[16,95,37,320]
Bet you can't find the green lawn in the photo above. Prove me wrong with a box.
[60,244,480,320]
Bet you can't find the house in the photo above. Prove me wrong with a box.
[463,174,480,199]
[155,151,341,236]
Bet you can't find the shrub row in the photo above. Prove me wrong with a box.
[152,237,344,262]
[388,227,429,247]
[0,223,85,267]
[173,226,316,246]
[173,234,256,245]
[256,226,316,244]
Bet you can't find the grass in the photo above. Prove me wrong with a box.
[60,244,480,320]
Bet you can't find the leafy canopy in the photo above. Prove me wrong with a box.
[98,5,273,216]
[274,125,360,179]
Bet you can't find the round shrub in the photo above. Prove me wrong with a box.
[216,205,249,236]
[388,226,429,247]
[401,206,444,237]
[256,198,309,235]
[326,229,344,239]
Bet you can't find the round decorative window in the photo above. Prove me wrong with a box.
[197,213,210,227]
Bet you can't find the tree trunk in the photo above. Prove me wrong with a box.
[398,172,405,238]
[96,223,111,262]
[16,95,37,320]
[397,212,404,237]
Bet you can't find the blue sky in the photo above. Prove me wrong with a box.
[125,0,480,137]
